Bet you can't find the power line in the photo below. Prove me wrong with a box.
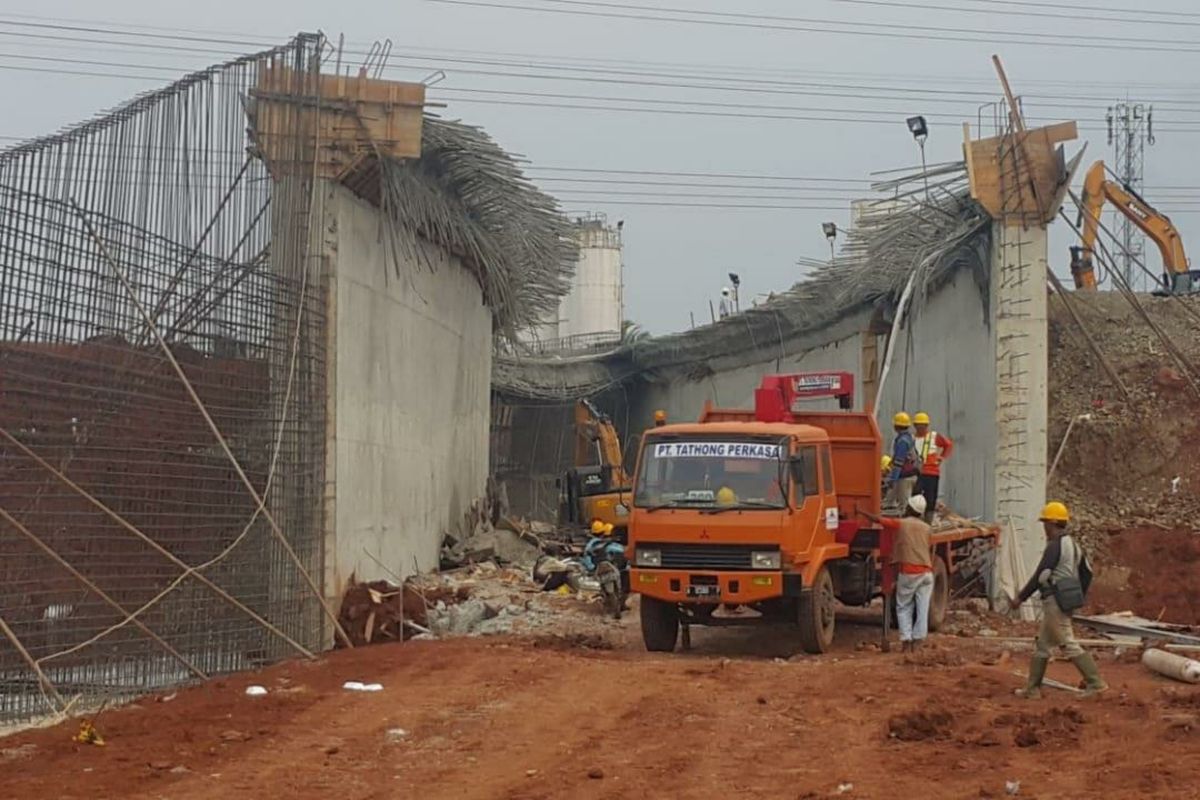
[6,20,1200,112]
[908,0,1200,21]
[13,39,1200,114]
[424,0,1200,55]
[528,166,874,182]
[829,0,1200,27]
[430,92,1200,133]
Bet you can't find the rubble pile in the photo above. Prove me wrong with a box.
[1047,291,1200,549]
[339,560,624,645]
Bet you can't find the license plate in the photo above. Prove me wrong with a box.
[687,585,720,598]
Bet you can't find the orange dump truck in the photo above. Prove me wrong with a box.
[627,372,998,654]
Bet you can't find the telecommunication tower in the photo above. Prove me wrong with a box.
[1107,102,1154,290]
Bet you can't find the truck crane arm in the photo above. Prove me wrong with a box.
[1070,160,1191,293]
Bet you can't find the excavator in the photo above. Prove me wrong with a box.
[558,398,632,539]
[1070,159,1197,295]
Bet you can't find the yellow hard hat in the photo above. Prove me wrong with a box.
[716,486,737,506]
[590,520,607,535]
[881,455,893,471]
[893,412,912,428]
[1038,501,1070,523]
[913,412,931,426]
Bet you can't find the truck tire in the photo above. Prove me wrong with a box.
[640,596,680,652]
[798,566,837,654]
[928,556,950,633]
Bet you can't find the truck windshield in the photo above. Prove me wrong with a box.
[634,437,788,510]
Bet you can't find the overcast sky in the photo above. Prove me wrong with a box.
[3,0,1199,333]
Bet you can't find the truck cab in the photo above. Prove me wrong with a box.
[628,371,1001,655]
[629,372,883,653]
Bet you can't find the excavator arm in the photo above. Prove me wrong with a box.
[1071,160,1192,293]
[574,398,629,486]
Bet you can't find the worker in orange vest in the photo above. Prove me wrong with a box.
[912,412,953,524]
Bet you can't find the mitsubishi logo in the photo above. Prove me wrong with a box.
[699,529,710,539]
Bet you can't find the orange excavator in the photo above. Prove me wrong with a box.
[1070,159,1196,295]
[559,398,631,538]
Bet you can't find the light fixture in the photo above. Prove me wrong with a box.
[906,115,928,142]
[823,222,838,261]
[906,115,930,199]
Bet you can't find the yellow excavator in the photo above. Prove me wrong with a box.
[558,398,631,539]
[1070,160,1196,295]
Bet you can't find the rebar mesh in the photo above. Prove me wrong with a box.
[0,35,327,724]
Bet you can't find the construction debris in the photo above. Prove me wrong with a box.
[1141,649,1200,684]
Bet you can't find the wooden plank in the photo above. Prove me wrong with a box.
[963,120,1078,224]
[962,122,979,201]
[250,64,426,179]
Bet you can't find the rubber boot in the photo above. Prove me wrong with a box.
[1016,654,1049,699]
[1071,653,1109,697]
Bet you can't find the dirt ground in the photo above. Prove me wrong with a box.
[4,606,1200,800]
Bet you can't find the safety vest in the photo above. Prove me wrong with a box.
[914,431,945,475]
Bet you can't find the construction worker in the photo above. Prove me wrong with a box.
[654,409,667,427]
[880,455,893,497]
[862,495,933,652]
[1009,502,1107,699]
[885,412,919,509]
[912,412,953,523]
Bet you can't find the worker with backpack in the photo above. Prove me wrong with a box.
[884,412,921,510]
[1009,501,1107,699]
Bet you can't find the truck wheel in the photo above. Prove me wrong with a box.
[640,596,680,652]
[798,566,836,654]
[928,557,950,633]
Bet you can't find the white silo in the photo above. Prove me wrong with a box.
[557,213,623,346]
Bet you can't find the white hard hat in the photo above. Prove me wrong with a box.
[907,495,928,515]
[721,288,731,296]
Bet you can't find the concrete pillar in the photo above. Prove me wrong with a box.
[990,222,1049,578]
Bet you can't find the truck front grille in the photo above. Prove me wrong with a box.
[649,543,778,571]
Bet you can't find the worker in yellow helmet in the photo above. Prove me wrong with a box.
[1009,502,1106,699]
[880,455,893,496]
[590,520,614,537]
[884,411,918,510]
[912,412,954,524]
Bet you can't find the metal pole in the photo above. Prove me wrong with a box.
[919,140,930,200]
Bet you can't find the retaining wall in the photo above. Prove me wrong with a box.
[324,185,492,596]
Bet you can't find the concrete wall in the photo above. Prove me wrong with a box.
[628,266,996,520]
[877,266,996,522]
[325,184,492,597]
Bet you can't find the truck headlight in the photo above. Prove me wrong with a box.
[635,548,662,568]
[751,551,781,570]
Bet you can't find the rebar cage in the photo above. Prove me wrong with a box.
[0,34,328,724]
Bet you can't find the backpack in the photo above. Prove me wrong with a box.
[1051,536,1092,614]
[898,433,922,477]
